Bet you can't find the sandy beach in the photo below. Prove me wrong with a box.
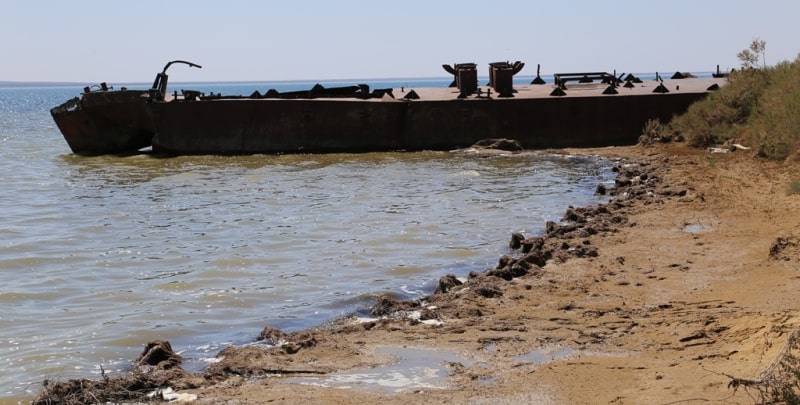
[35,142,800,404]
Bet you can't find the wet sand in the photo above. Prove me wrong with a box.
[34,143,800,404]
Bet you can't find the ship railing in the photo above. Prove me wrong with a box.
[553,72,615,88]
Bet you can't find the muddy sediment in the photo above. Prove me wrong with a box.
[33,143,800,404]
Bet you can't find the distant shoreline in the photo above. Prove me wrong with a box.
[0,81,87,88]
[0,77,452,89]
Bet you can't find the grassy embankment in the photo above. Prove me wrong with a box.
[647,55,800,195]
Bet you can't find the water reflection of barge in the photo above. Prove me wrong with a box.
[51,60,724,156]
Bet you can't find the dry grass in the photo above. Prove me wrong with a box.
[722,329,800,404]
[652,56,800,161]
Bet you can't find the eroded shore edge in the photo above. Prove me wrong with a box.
[31,143,730,404]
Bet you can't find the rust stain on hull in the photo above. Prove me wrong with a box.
[51,90,154,156]
[149,89,709,155]
[50,60,201,156]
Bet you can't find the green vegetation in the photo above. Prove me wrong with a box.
[653,39,800,161]
[744,59,800,160]
[788,174,800,196]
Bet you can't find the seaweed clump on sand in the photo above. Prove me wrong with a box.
[33,340,198,405]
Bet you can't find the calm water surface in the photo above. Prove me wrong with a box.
[0,79,616,401]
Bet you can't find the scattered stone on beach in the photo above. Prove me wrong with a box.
[521,236,545,254]
[134,340,182,372]
[434,273,463,294]
[257,327,289,345]
[487,260,530,280]
[454,138,525,156]
[206,346,275,378]
[282,332,317,354]
[769,234,799,261]
[522,248,549,268]
[370,294,420,317]
[509,232,525,249]
[471,138,524,151]
[487,162,660,285]
[475,283,503,298]
[205,331,322,379]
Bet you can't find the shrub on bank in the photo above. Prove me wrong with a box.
[654,55,800,160]
[672,67,769,148]
[743,59,800,160]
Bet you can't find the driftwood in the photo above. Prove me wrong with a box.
[718,329,800,403]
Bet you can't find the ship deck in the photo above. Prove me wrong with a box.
[177,78,724,103]
[150,77,720,155]
[382,77,723,102]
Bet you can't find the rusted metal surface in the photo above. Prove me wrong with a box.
[50,90,155,155]
[151,60,202,100]
[443,63,479,95]
[50,60,201,155]
[553,72,616,88]
[488,61,524,97]
[51,60,724,156]
[149,79,716,155]
[149,98,409,155]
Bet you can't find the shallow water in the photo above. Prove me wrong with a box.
[0,81,616,401]
[289,346,473,394]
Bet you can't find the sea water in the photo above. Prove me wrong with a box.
[0,78,618,401]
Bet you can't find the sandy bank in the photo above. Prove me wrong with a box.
[34,143,800,404]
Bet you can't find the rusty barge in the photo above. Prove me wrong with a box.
[51,61,724,156]
[50,61,201,155]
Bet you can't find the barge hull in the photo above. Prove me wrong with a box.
[51,91,154,156]
[150,99,409,155]
[149,90,708,155]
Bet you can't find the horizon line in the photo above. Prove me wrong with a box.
[0,70,717,88]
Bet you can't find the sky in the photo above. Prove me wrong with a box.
[2,0,799,84]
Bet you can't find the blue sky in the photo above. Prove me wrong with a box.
[2,0,798,83]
